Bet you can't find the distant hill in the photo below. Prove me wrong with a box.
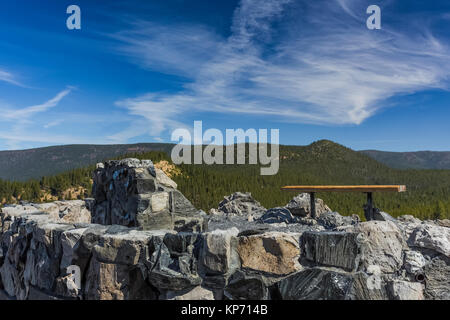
[0,143,174,181]
[1,141,450,181]
[1,139,449,220]
[360,150,450,170]
[170,140,450,219]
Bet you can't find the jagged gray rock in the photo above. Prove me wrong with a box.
[201,228,239,275]
[316,211,360,229]
[397,215,421,224]
[91,159,205,231]
[435,219,450,228]
[258,207,298,224]
[350,221,405,273]
[166,286,214,300]
[388,280,424,300]
[278,268,351,300]
[301,231,363,272]
[285,193,331,217]
[403,250,427,275]
[224,270,268,300]
[237,231,301,275]
[1,200,91,224]
[423,256,450,300]
[214,192,266,219]
[144,232,203,292]
[278,268,389,300]
[373,210,397,222]
[408,224,450,257]
[84,258,156,300]
[278,266,400,300]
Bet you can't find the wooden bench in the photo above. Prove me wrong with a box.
[281,185,406,220]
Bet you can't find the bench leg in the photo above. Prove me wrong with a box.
[310,192,316,219]
[365,192,373,221]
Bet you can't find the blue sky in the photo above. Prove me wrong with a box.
[0,0,449,151]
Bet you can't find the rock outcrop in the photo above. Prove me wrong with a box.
[408,224,450,257]
[237,232,301,275]
[1,200,91,224]
[91,159,206,232]
[210,192,266,220]
[0,160,449,300]
[285,193,331,217]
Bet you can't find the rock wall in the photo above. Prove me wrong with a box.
[1,203,448,300]
[0,159,449,300]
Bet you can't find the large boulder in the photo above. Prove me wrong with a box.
[258,208,298,224]
[316,211,360,230]
[301,231,363,272]
[0,213,76,300]
[166,286,214,300]
[388,280,424,300]
[55,274,80,299]
[43,201,91,224]
[397,215,421,224]
[277,268,390,300]
[423,257,450,300]
[60,227,90,271]
[214,192,266,219]
[349,270,390,300]
[397,216,427,244]
[155,168,178,189]
[278,268,353,300]
[349,221,405,273]
[403,250,427,275]
[408,224,450,257]
[373,210,397,222]
[1,201,91,224]
[435,219,450,228]
[200,228,239,276]
[285,193,331,217]
[0,203,43,217]
[1,236,29,299]
[91,159,205,232]
[224,270,268,300]
[91,229,154,266]
[23,222,74,293]
[144,232,203,292]
[84,259,156,300]
[237,232,301,275]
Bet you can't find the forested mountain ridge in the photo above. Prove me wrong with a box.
[1,140,449,221]
[360,149,450,169]
[0,143,174,181]
[2,141,450,182]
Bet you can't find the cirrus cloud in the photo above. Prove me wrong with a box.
[0,68,22,86]
[111,0,450,139]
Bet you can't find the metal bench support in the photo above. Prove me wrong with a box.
[365,192,373,221]
[281,185,406,221]
[310,192,316,219]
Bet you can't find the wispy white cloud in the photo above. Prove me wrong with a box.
[43,119,64,129]
[0,88,74,149]
[112,21,222,76]
[111,0,450,139]
[335,0,364,21]
[111,94,194,142]
[0,69,22,86]
[0,131,98,146]
[1,87,73,121]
